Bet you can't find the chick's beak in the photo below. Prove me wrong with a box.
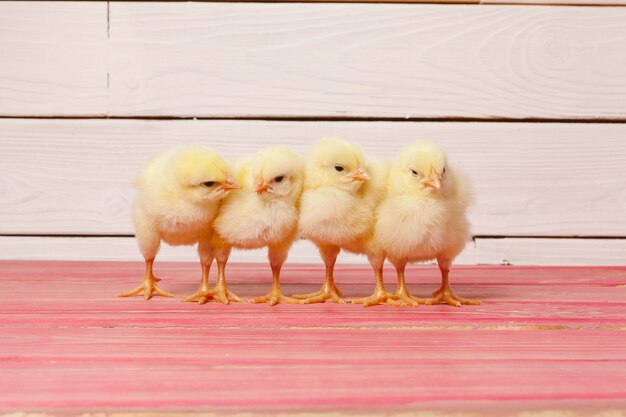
[350,167,371,182]
[222,177,241,191]
[423,169,442,189]
[253,177,270,194]
[423,178,441,189]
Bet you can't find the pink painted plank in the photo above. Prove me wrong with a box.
[1,260,625,286]
[2,301,626,328]
[4,327,626,361]
[2,282,625,304]
[0,267,626,327]
[1,261,626,414]
[2,360,626,410]
[1,262,625,329]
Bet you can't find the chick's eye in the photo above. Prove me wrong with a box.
[443,167,446,174]
[274,175,285,183]
[202,181,215,187]
[410,169,419,177]
[334,165,344,172]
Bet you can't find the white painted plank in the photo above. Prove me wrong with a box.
[108,3,626,119]
[3,236,625,266]
[1,119,626,236]
[0,236,475,265]
[475,238,626,266]
[0,2,108,117]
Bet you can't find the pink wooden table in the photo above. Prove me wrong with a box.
[1,261,626,416]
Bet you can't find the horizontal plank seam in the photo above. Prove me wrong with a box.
[25,0,625,6]
[3,115,626,124]
[481,0,626,5]
[105,0,479,3]
[472,235,626,240]
[2,234,626,240]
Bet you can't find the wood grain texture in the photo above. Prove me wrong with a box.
[108,3,626,119]
[0,2,107,117]
[2,3,625,119]
[1,119,625,236]
[0,261,625,414]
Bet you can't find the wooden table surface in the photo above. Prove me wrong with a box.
[1,261,625,416]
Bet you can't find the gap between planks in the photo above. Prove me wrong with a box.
[100,0,626,6]
[2,410,626,417]
[5,115,626,123]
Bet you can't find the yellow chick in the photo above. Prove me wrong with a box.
[119,145,240,301]
[296,137,395,305]
[375,141,480,307]
[212,146,304,306]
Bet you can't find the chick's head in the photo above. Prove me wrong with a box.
[396,141,448,196]
[250,146,303,201]
[304,137,370,192]
[168,145,240,204]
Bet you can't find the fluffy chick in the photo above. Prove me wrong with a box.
[119,145,240,301]
[375,141,480,307]
[212,146,304,306]
[296,137,394,305]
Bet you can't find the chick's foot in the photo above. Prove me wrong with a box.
[351,290,399,307]
[251,287,303,306]
[183,289,212,305]
[184,283,243,305]
[293,284,343,300]
[426,285,480,307]
[293,285,345,304]
[118,276,172,300]
[394,289,424,307]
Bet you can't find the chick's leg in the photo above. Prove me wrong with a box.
[351,254,398,307]
[184,239,242,304]
[119,222,171,300]
[292,245,344,304]
[425,258,480,307]
[118,259,173,300]
[212,256,244,304]
[182,260,214,304]
[394,262,423,307]
[251,247,302,306]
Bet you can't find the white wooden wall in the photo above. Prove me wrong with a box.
[1,1,625,265]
